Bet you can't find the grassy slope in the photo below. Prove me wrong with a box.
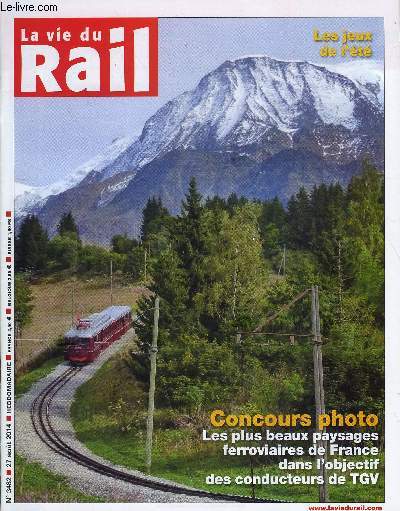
[15,454,103,503]
[15,355,64,397]
[71,356,384,503]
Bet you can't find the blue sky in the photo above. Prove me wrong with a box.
[15,17,384,186]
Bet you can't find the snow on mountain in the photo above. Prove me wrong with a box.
[17,55,383,243]
[96,173,134,207]
[15,136,135,215]
[324,60,383,110]
[98,56,382,177]
[14,182,44,217]
[17,56,383,215]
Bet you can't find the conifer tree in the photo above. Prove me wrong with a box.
[259,197,287,257]
[112,234,137,254]
[15,215,48,273]
[345,163,384,320]
[176,177,207,301]
[226,192,248,215]
[287,187,312,249]
[57,211,79,239]
[141,196,169,241]
[309,183,346,271]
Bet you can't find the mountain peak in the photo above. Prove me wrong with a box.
[53,54,382,187]
[126,54,380,165]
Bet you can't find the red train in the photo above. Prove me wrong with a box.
[64,305,132,364]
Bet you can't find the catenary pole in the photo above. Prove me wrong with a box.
[144,248,147,282]
[145,296,159,473]
[71,280,75,326]
[312,285,328,502]
[283,244,286,276]
[110,259,113,306]
[238,286,329,501]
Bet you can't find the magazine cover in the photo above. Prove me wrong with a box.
[1,1,399,510]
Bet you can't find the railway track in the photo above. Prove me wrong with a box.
[31,366,286,503]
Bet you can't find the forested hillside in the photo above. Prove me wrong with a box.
[131,162,384,418]
[16,162,384,420]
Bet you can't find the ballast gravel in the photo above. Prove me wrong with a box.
[16,331,228,502]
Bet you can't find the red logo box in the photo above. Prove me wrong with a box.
[15,18,158,97]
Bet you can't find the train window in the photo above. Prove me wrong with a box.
[66,337,89,345]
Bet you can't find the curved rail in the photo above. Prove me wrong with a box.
[30,367,287,503]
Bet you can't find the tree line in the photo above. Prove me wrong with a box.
[15,202,165,278]
[14,198,171,331]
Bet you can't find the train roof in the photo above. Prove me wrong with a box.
[65,305,131,338]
